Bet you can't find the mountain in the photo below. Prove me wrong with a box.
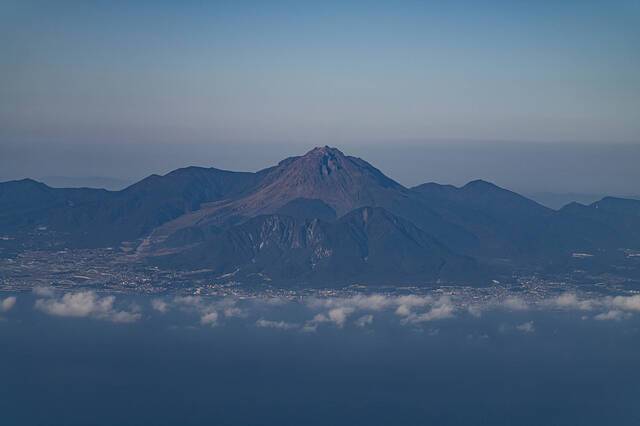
[0,166,264,247]
[235,146,406,216]
[2,146,639,286]
[274,198,337,222]
[525,192,613,210]
[158,207,479,286]
[142,146,476,255]
[36,176,132,191]
[556,197,640,248]
[410,180,556,259]
[0,179,108,239]
[147,146,408,232]
[410,181,640,262]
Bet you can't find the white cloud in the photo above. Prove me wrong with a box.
[402,297,455,324]
[301,308,366,330]
[502,296,528,311]
[408,304,455,323]
[311,313,329,323]
[109,310,142,323]
[167,296,246,325]
[308,294,457,327]
[550,293,594,311]
[36,292,109,317]
[255,297,289,307]
[393,295,433,318]
[393,295,431,316]
[255,319,299,330]
[594,310,630,321]
[263,292,640,328]
[328,307,354,328]
[540,293,640,318]
[27,290,640,330]
[151,299,169,313]
[349,294,393,311]
[395,304,412,317]
[200,311,219,327]
[425,303,455,321]
[354,314,374,328]
[467,304,483,318]
[33,286,55,297]
[301,313,329,332]
[173,295,203,308]
[308,294,440,325]
[396,295,432,308]
[516,321,535,333]
[545,293,640,317]
[35,291,140,323]
[307,294,390,311]
[223,306,246,318]
[1,296,16,312]
[307,294,434,315]
[609,295,640,312]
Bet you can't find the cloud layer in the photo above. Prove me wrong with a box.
[20,289,640,330]
[1,296,16,313]
[35,291,140,323]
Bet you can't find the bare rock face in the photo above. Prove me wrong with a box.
[142,145,437,251]
[226,146,406,217]
[160,206,479,285]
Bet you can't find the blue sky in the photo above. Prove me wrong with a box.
[2,0,638,144]
[1,1,639,192]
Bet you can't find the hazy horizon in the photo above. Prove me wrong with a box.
[2,140,640,198]
[2,1,639,196]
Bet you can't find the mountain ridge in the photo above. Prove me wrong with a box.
[1,146,639,286]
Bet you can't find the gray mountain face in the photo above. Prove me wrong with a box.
[141,146,475,257]
[0,167,261,247]
[1,146,639,286]
[157,207,480,286]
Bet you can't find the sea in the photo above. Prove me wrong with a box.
[1,291,639,426]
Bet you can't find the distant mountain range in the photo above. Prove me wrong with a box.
[2,146,639,286]
[526,192,640,210]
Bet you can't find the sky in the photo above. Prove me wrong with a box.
[1,0,639,193]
